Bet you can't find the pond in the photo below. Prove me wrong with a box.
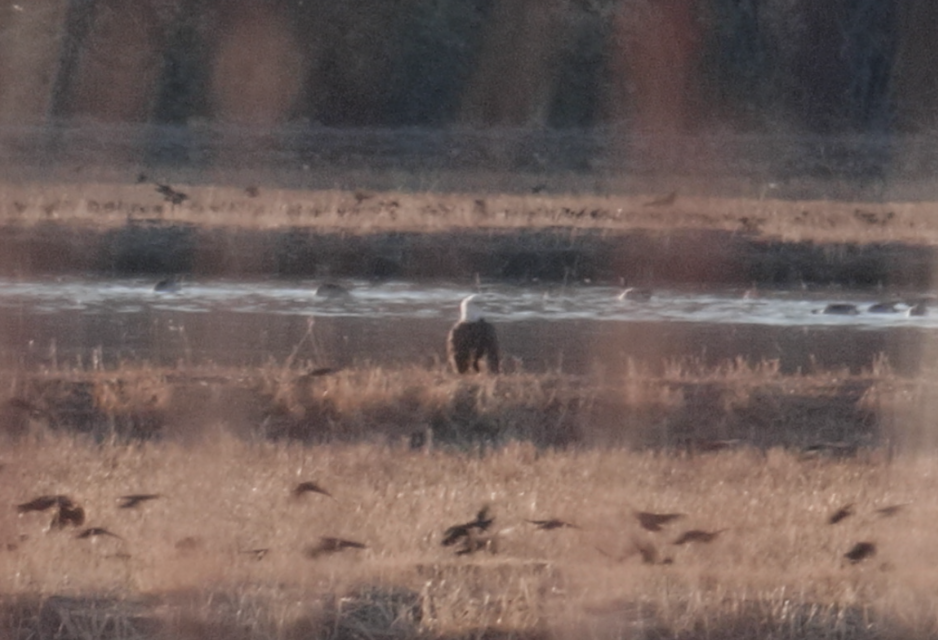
[0,277,933,376]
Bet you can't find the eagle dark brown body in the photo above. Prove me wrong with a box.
[447,295,499,374]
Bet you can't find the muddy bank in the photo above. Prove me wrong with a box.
[0,221,934,289]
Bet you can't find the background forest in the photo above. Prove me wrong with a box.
[1,0,936,192]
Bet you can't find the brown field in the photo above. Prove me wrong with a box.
[1,358,938,639]
[3,179,938,245]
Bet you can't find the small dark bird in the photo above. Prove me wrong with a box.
[314,283,350,298]
[618,287,653,302]
[526,518,578,531]
[17,495,84,529]
[304,367,338,377]
[242,548,270,560]
[442,506,494,546]
[632,537,660,564]
[635,511,685,533]
[155,183,188,206]
[907,301,928,317]
[868,302,899,313]
[844,541,877,564]
[52,501,86,529]
[153,277,180,293]
[817,303,860,316]
[174,536,203,552]
[305,537,366,559]
[76,527,122,540]
[245,186,259,197]
[17,495,66,513]
[118,494,160,509]
[644,191,677,207]
[875,503,909,518]
[447,295,499,374]
[828,503,855,525]
[455,535,496,556]
[292,481,333,499]
[673,529,725,545]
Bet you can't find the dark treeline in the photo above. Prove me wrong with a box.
[0,0,936,189]
[0,0,934,132]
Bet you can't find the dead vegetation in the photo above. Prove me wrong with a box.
[0,426,937,639]
[0,354,925,452]
[1,355,937,638]
[2,179,938,245]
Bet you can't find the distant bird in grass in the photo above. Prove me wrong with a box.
[301,367,339,378]
[828,503,855,525]
[597,537,671,566]
[634,510,685,533]
[526,518,579,531]
[631,537,663,565]
[643,191,677,207]
[292,481,333,499]
[118,494,160,509]
[242,548,270,560]
[875,503,909,518]
[76,527,122,540]
[447,295,499,374]
[155,183,188,206]
[305,537,366,559]
[455,535,497,556]
[672,529,725,545]
[17,495,85,529]
[844,541,876,564]
[17,495,66,514]
[442,506,494,547]
[617,287,653,302]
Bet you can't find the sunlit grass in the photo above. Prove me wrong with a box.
[1,431,937,639]
[2,355,938,637]
[1,179,937,246]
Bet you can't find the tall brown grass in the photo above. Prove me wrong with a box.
[1,179,936,245]
[1,431,937,639]
[2,355,938,638]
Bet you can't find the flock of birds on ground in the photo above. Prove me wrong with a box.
[12,484,908,568]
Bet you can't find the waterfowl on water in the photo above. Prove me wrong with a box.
[153,277,181,293]
[907,300,928,316]
[816,303,859,315]
[447,295,499,374]
[314,282,351,297]
[618,287,653,302]
[868,302,899,313]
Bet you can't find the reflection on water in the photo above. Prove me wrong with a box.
[0,277,932,375]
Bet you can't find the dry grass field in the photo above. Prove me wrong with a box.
[1,428,936,640]
[0,357,937,639]
[1,178,937,245]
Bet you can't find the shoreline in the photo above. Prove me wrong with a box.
[0,182,936,287]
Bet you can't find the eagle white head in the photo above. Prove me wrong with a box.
[459,294,484,322]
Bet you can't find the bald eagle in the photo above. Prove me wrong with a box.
[447,295,499,374]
